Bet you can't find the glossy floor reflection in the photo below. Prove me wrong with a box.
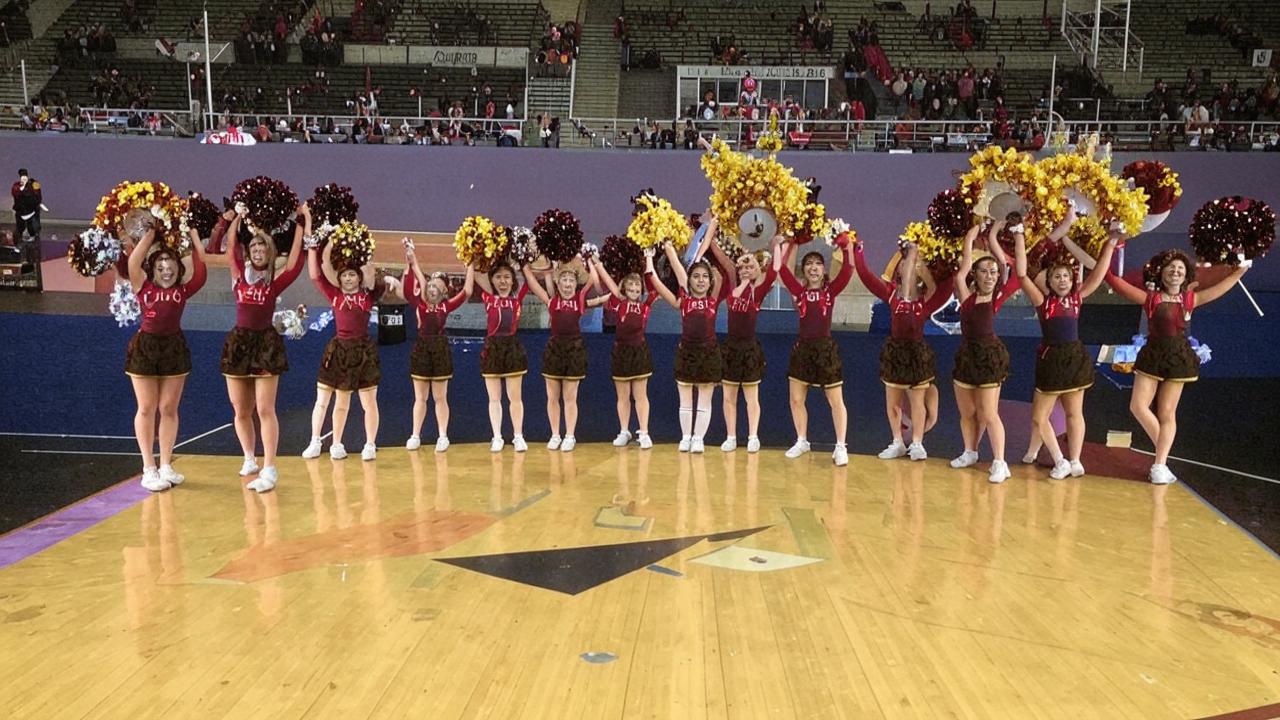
[1,446,1278,719]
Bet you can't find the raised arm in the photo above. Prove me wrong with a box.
[1079,237,1118,299]
[128,227,156,292]
[852,240,891,302]
[472,266,493,296]
[955,224,982,302]
[828,236,855,294]
[1104,269,1146,304]
[646,248,679,308]
[281,204,309,278]
[206,208,234,254]
[1013,230,1044,307]
[595,257,624,299]
[663,242,688,292]
[1191,261,1250,306]
[1061,234,1097,270]
[1047,209,1075,243]
[692,216,720,264]
[899,244,921,301]
[184,231,208,295]
[521,264,552,305]
[227,214,245,281]
[705,235,738,289]
[778,242,804,295]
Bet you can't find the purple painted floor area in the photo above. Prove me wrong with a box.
[0,478,147,569]
[998,399,1066,459]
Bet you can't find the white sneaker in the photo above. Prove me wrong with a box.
[490,436,505,452]
[878,441,907,459]
[637,432,653,450]
[950,450,979,469]
[435,436,450,453]
[1021,452,1039,464]
[329,443,347,460]
[302,437,323,459]
[239,457,260,476]
[406,435,421,451]
[678,437,692,452]
[1149,463,1177,485]
[612,430,632,447]
[908,443,927,461]
[720,436,737,452]
[690,437,705,454]
[159,465,184,486]
[785,438,810,459]
[140,467,170,492]
[248,466,278,493]
[1069,460,1085,477]
[513,436,528,453]
[560,436,576,452]
[1049,458,1072,479]
[747,436,761,453]
[361,443,377,461]
[547,435,562,451]
[832,443,849,466]
[988,460,1011,484]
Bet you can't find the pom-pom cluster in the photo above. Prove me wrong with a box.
[93,180,186,249]
[701,137,828,244]
[1122,161,1182,215]
[232,176,298,235]
[67,227,122,277]
[1189,196,1275,266]
[309,183,360,226]
[182,193,221,240]
[532,209,584,263]
[600,234,644,278]
[454,215,510,272]
[328,220,376,272]
[627,195,692,250]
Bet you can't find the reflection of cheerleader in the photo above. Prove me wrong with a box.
[779,233,854,465]
[854,239,953,461]
[950,223,1019,483]
[706,236,780,453]
[1106,250,1249,484]
[1014,222,1117,480]
[474,262,530,452]
[125,226,207,491]
[301,243,387,462]
[648,235,728,454]
[220,205,307,493]
[521,261,606,452]
[593,256,659,448]
[402,239,474,453]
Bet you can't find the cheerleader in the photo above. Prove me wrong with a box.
[301,242,387,462]
[474,261,529,452]
[125,225,207,491]
[853,240,954,461]
[592,256,659,449]
[950,224,1020,483]
[402,238,474,453]
[779,233,854,465]
[1014,226,1117,479]
[221,204,307,493]
[705,237,780,453]
[522,261,604,452]
[1106,250,1249,484]
[648,240,726,453]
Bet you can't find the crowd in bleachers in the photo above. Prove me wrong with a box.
[1185,13,1264,61]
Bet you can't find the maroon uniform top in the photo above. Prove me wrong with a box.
[679,289,721,345]
[549,287,591,339]
[230,240,304,330]
[712,253,778,340]
[781,244,854,340]
[608,274,659,346]
[482,283,530,337]
[138,258,208,335]
[1144,290,1195,339]
[402,271,467,337]
[852,245,952,341]
[959,275,1020,340]
[1037,291,1082,345]
[314,274,386,339]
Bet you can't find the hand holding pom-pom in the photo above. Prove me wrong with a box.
[643,246,656,259]
[235,201,248,217]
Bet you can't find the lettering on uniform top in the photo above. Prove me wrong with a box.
[798,289,832,318]
[728,295,756,313]
[236,281,271,306]
[141,287,184,306]
[335,292,373,313]
[683,296,715,313]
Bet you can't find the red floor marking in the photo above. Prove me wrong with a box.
[1195,702,1280,720]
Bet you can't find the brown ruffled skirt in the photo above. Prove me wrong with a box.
[787,337,843,388]
[125,331,192,378]
[720,337,765,386]
[220,326,288,377]
[675,340,722,385]
[1034,340,1094,394]
[880,337,936,388]
[952,336,1010,389]
[611,342,653,381]
[410,334,453,380]
[542,336,588,380]
[1134,336,1199,382]
[317,336,381,391]
[480,335,528,378]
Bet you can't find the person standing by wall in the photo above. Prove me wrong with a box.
[11,168,49,290]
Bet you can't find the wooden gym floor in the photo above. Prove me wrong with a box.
[2,446,1279,719]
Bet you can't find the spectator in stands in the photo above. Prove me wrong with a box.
[891,72,908,115]
[11,168,47,244]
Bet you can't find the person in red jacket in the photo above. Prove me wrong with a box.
[11,168,49,242]
[853,239,954,462]
[402,238,474,454]
[220,204,308,493]
[126,224,207,491]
